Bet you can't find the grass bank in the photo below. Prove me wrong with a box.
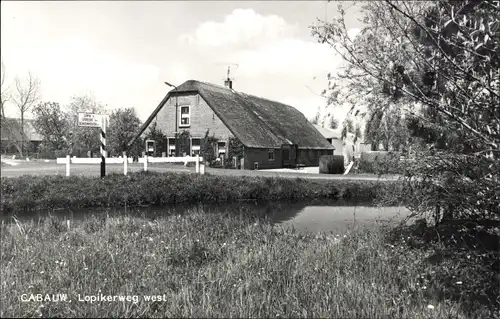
[1,172,401,215]
[2,210,495,318]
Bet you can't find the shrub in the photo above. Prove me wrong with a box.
[319,155,345,174]
[358,151,401,174]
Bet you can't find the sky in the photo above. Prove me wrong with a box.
[1,1,364,123]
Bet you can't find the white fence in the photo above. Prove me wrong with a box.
[56,155,205,176]
[56,157,133,164]
[138,156,203,163]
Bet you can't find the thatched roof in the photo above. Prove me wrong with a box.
[132,80,334,150]
[1,118,42,142]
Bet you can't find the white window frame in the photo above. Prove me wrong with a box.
[179,105,190,127]
[217,142,226,156]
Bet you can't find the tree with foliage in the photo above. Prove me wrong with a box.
[65,94,107,156]
[11,72,40,156]
[313,3,500,314]
[227,136,244,168]
[341,118,362,143]
[107,107,142,157]
[143,121,167,156]
[310,109,321,125]
[32,102,70,153]
[177,130,191,156]
[326,115,339,130]
[201,130,218,165]
[312,0,500,224]
[364,106,410,151]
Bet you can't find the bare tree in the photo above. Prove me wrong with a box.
[1,61,9,120]
[12,72,40,156]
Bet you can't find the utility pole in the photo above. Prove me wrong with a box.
[164,81,179,156]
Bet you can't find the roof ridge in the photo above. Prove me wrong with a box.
[190,80,304,114]
[195,80,234,91]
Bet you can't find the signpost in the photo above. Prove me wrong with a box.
[77,113,102,127]
[77,113,108,177]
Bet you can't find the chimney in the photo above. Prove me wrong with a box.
[224,78,232,89]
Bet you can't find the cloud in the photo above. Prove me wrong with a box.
[236,38,341,78]
[2,37,161,117]
[177,8,361,123]
[179,9,297,48]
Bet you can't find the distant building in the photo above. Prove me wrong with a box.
[0,117,42,154]
[314,124,366,164]
[130,79,335,169]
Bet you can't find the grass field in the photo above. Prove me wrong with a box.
[1,210,489,318]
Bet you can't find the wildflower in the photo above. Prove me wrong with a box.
[422,286,427,290]
[456,281,463,285]
[40,271,44,274]
[55,260,59,264]
[427,305,434,309]
[148,237,153,242]
[84,267,88,271]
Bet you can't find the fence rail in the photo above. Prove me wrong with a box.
[56,157,133,164]
[56,155,205,176]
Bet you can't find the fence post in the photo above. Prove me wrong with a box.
[200,161,205,175]
[66,155,70,177]
[195,155,200,174]
[123,151,128,176]
[144,155,148,172]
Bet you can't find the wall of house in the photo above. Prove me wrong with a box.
[331,138,343,156]
[243,147,283,170]
[296,149,333,166]
[151,93,234,140]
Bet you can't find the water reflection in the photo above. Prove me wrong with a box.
[2,200,411,234]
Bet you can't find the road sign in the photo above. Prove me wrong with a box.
[77,113,102,127]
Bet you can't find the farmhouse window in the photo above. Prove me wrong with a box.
[268,149,275,161]
[218,142,226,155]
[180,105,190,127]
[192,138,201,155]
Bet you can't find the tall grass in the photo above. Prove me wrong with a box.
[0,211,480,318]
[1,172,401,215]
